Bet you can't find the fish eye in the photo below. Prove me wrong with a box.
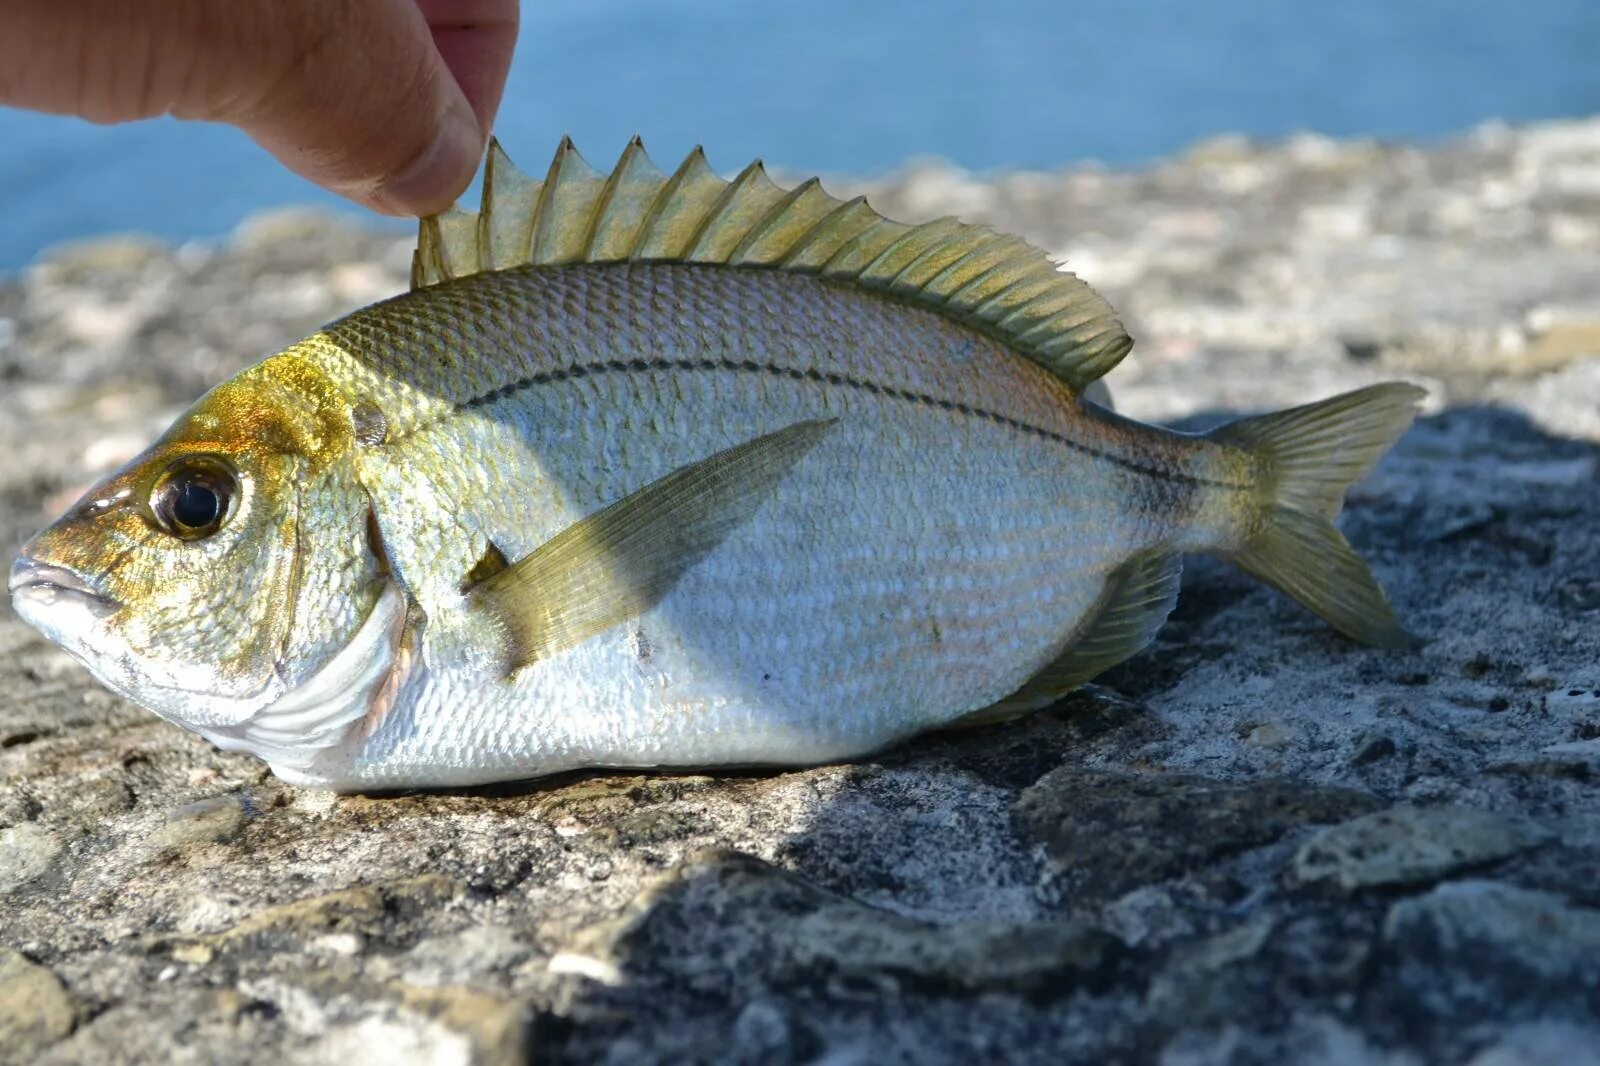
[153,458,238,541]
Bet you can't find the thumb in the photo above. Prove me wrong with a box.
[213,0,519,216]
[0,0,517,217]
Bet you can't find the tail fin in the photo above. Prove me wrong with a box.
[1211,383,1426,649]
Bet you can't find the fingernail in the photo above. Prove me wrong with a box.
[374,102,482,216]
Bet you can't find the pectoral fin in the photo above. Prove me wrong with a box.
[470,419,835,673]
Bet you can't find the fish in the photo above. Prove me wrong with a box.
[7,138,1424,792]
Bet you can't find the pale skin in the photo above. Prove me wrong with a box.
[0,0,520,217]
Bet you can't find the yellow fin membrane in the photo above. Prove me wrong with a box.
[1212,383,1426,648]
[470,419,834,673]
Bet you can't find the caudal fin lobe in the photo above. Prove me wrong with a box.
[1210,383,1426,649]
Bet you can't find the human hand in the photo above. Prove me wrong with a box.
[0,0,519,217]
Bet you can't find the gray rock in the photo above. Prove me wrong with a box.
[1348,732,1398,766]
[0,823,61,894]
[1384,880,1600,978]
[1556,814,1600,851]
[1383,881,1600,1020]
[557,849,1122,998]
[1159,1014,1424,1066]
[144,794,251,857]
[1466,1022,1600,1066]
[0,950,75,1057]
[392,925,532,987]
[1291,805,1552,891]
[1016,767,1380,904]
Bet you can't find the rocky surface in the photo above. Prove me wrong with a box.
[2,118,1598,1064]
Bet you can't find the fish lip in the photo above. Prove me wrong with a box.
[7,558,120,614]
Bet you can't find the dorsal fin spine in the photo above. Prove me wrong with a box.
[474,153,496,272]
[970,273,1059,319]
[817,219,908,278]
[525,136,573,262]
[595,141,672,260]
[627,147,700,259]
[858,217,963,284]
[922,235,1023,298]
[685,159,763,260]
[534,139,610,264]
[477,142,505,271]
[631,147,722,260]
[687,160,785,262]
[886,231,979,294]
[777,196,872,269]
[1014,312,1085,348]
[580,136,642,259]
[993,290,1071,334]
[729,177,821,265]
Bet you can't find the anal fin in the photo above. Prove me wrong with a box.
[949,549,1182,729]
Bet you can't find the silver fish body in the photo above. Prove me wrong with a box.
[272,264,1223,787]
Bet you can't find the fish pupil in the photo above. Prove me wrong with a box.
[154,457,236,539]
[173,483,220,530]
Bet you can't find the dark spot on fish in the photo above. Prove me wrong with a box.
[459,541,510,594]
[351,401,388,446]
[762,673,771,682]
[633,629,653,664]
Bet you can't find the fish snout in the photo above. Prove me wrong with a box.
[8,555,119,616]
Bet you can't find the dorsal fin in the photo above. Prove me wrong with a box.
[412,138,1134,391]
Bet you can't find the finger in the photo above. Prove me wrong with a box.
[0,0,499,217]
[207,0,489,216]
[417,0,520,138]
[0,0,201,123]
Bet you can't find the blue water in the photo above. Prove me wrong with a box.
[3,0,1597,268]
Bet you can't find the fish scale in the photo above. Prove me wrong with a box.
[8,139,1423,790]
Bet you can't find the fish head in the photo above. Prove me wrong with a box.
[8,353,389,732]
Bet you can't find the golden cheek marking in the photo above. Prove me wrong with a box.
[169,351,359,467]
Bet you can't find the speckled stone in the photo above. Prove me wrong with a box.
[1292,805,1552,891]
[0,823,61,895]
[0,950,75,1056]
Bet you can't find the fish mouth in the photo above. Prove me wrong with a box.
[7,557,120,616]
